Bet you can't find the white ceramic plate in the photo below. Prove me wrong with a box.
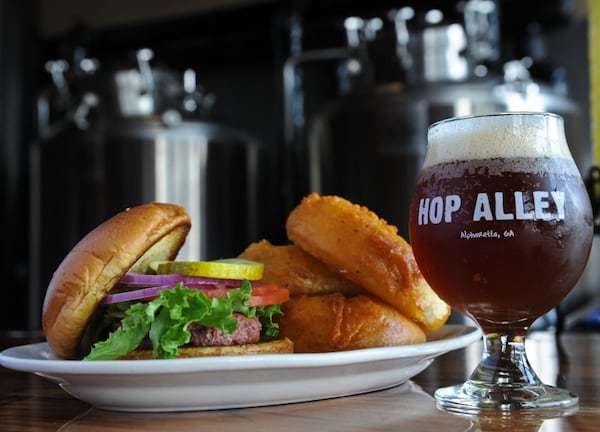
[0,324,480,412]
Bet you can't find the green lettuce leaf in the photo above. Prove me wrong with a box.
[83,281,282,361]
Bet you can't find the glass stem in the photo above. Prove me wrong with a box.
[434,331,578,410]
[468,333,542,389]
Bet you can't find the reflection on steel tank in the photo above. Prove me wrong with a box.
[284,1,586,241]
[30,48,260,326]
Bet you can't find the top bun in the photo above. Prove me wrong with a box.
[42,202,191,358]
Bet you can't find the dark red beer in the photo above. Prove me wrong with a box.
[409,156,593,334]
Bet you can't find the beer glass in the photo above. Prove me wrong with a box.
[409,112,594,411]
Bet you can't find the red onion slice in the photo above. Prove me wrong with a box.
[102,285,172,304]
[102,283,231,304]
[119,272,243,287]
[103,273,261,304]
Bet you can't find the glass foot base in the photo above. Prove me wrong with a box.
[434,381,579,413]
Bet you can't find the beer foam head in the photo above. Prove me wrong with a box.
[423,112,573,168]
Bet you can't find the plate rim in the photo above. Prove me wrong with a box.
[0,324,481,375]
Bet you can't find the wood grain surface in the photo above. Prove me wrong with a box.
[1,331,599,431]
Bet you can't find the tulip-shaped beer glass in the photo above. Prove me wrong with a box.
[409,112,593,411]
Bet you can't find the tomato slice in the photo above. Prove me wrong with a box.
[249,284,290,307]
[199,284,289,307]
[201,287,231,299]
[164,283,289,307]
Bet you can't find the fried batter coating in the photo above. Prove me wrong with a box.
[277,293,426,352]
[239,239,365,297]
[286,193,450,333]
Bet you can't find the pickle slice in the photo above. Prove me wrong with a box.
[155,259,264,280]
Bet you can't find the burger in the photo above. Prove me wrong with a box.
[42,202,293,360]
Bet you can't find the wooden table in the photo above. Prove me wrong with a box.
[2,330,599,431]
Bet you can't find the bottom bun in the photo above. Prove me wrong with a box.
[116,338,294,360]
[277,294,426,353]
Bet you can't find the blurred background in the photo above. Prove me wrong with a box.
[1,0,597,331]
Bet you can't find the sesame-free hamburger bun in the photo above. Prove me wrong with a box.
[42,202,191,358]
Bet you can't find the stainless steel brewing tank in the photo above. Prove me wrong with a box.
[30,117,260,308]
[99,117,260,261]
[307,89,429,239]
